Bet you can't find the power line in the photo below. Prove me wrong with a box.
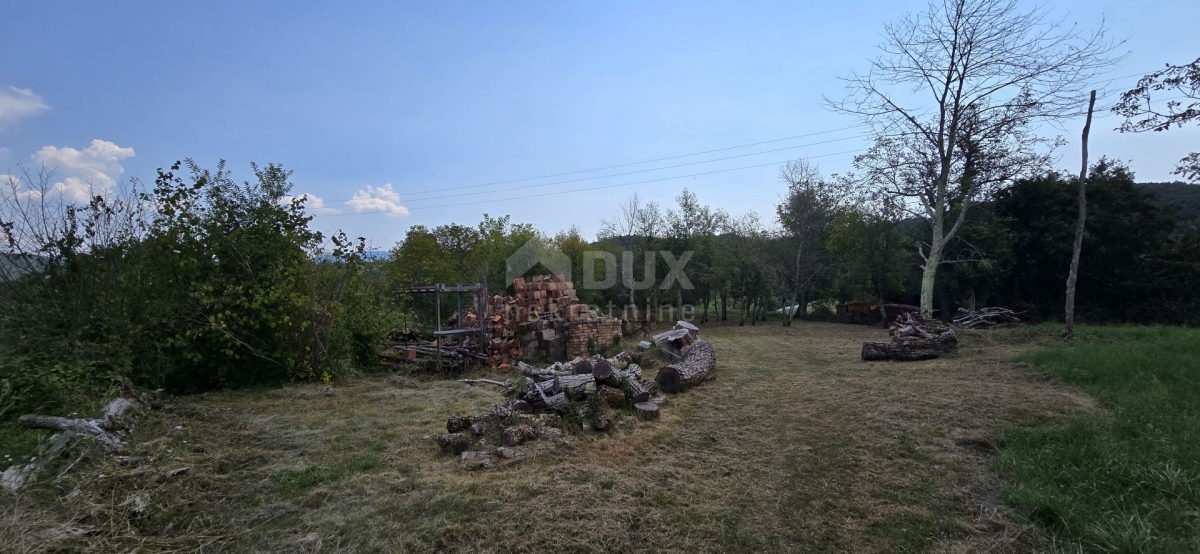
[398,134,866,203]
[313,148,866,217]
[390,124,869,197]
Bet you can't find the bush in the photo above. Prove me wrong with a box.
[0,161,390,416]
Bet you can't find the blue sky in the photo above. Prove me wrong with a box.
[2,0,1197,247]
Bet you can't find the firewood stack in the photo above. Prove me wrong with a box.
[440,338,718,468]
[862,312,958,361]
[953,307,1022,329]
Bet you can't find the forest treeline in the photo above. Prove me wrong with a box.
[1,157,1198,418]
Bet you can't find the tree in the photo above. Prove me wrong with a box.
[1113,56,1200,182]
[665,189,727,322]
[599,194,662,317]
[775,160,853,325]
[831,0,1122,316]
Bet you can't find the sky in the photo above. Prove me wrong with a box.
[1,0,1197,248]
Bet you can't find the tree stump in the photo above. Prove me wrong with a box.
[634,402,660,421]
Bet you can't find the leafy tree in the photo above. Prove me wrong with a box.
[1113,57,1200,182]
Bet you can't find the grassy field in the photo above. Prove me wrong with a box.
[0,321,1186,552]
[997,325,1200,553]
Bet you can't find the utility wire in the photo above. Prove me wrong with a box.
[398,134,866,203]
[313,148,866,217]
[391,124,869,197]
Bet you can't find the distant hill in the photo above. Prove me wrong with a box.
[1138,182,1200,225]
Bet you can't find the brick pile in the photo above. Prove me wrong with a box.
[478,274,622,365]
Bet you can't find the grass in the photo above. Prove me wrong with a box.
[0,320,1142,552]
[997,325,1200,553]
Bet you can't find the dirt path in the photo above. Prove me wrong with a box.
[3,322,1094,553]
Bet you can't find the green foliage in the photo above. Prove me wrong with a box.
[984,159,1198,324]
[999,325,1200,553]
[0,160,389,416]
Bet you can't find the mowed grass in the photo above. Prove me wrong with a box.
[2,321,1103,552]
[998,325,1200,553]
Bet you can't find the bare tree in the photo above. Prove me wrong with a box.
[831,0,1123,317]
[599,193,662,316]
[1064,91,1096,338]
[1113,56,1200,182]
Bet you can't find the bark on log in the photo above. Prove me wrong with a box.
[634,402,660,421]
[501,425,537,447]
[674,320,699,340]
[654,340,716,393]
[592,359,618,387]
[861,329,958,361]
[653,328,692,359]
[18,396,139,449]
[447,415,485,434]
[437,433,470,455]
[572,359,594,375]
[597,385,626,408]
[624,376,651,403]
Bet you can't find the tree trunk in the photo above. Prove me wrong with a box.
[861,329,958,361]
[1065,90,1096,338]
[721,291,728,321]
[655,340,717,393]
[919,242,942,318]
[739,296,748,326]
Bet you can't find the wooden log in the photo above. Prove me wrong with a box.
[625,378,651,403]
[674,320,699,340]
[523,374,593,404]
[436,433,470,455]
[18,396,139,449]
[653,328,690,359]
[572,359,594,376]
[597,385,626,408]
[592,359,619,387]
[501,425,543,446]
[654,340,716,394]
[861,329,958,362]
[634,402,659,421]
[447,415,482,433]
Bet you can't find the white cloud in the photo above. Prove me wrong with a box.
[345,183,409,217]
[31,139,135,203]
[0,147,11,160]
[0,86,50,129]
[283,192,342,216]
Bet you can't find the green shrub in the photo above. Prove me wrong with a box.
[0,161,392,415]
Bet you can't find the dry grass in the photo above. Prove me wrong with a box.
[0,321,1096,552]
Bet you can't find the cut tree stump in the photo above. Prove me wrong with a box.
[654,340,717,393]
[634,402,660,421]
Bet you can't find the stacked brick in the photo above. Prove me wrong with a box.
[476,274,622,366]
[565,318,623,359]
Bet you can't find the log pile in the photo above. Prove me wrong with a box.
[391,340,487,369]
[442,334,718,468]
[953,307,1022,329]
[863,312,958,362]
